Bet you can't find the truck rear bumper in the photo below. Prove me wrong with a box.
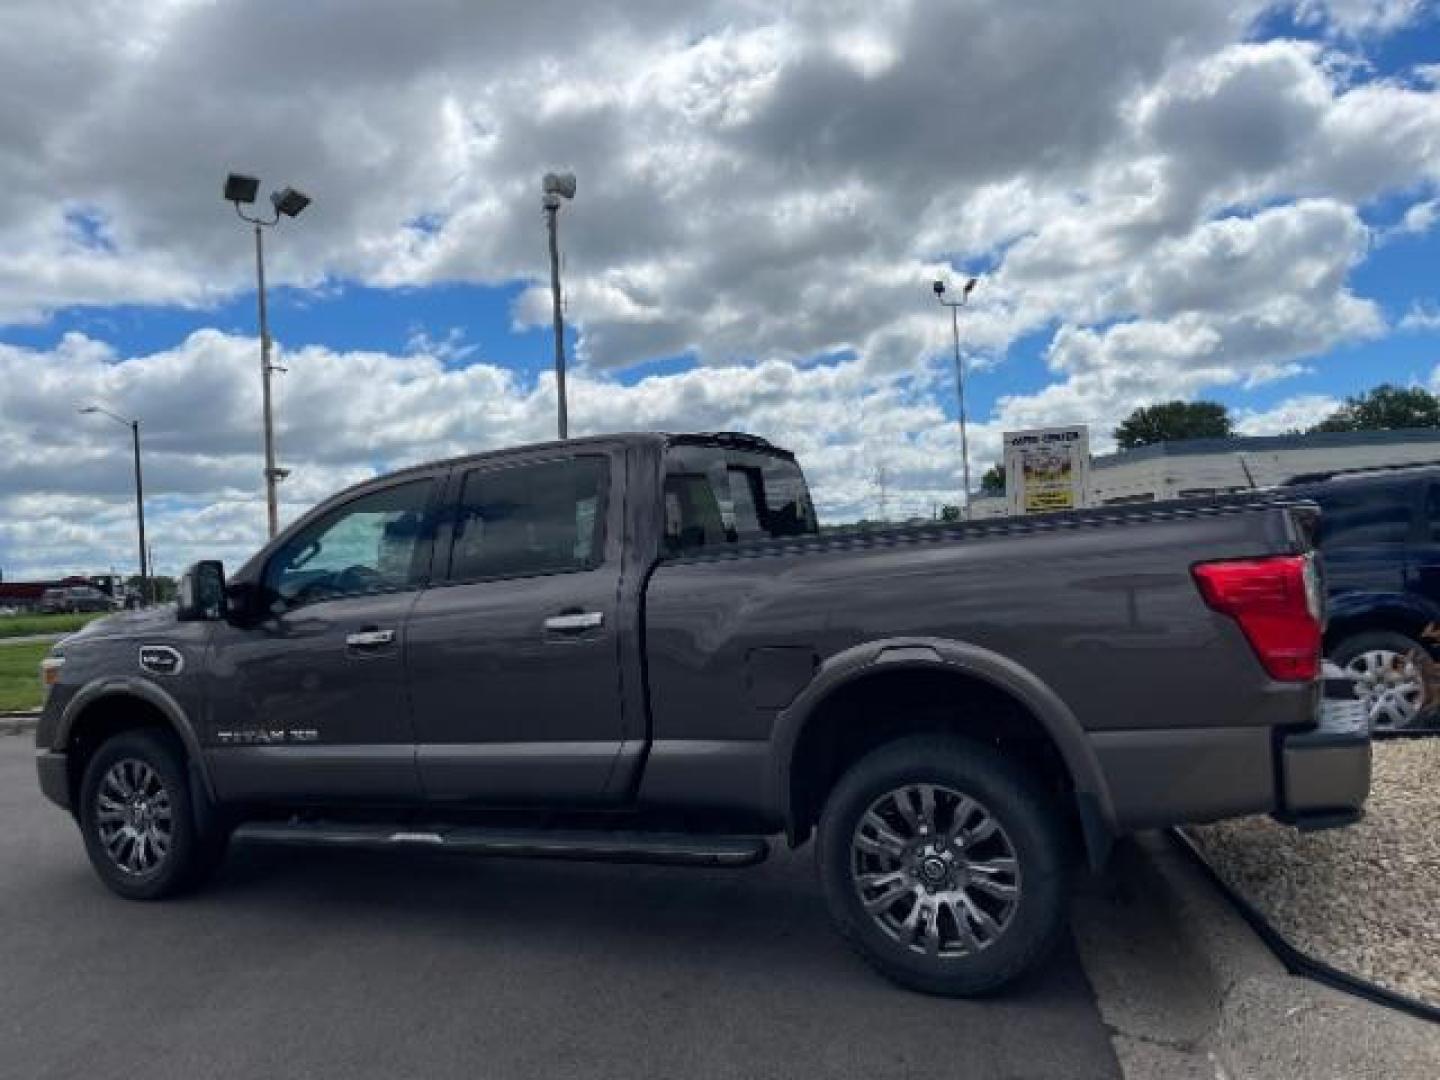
[1091,673,1371,834]
[1274,690,1370,829]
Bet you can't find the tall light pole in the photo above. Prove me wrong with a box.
[542,171,577,440]
[224,172,311,537]
[79,406,147,604]
[933,276,979,518]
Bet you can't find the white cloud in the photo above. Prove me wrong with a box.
[1400,299,1440,330]
[1395,198,1439,236]
[0,331,998,577]
[1,3,1434,370]
[1292,0,1432,36]
[0,2,1438,573]
[988,199,1382,443]
[1234,393,1342,434]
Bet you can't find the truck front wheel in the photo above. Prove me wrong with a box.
[816,735,1070,996]
[78,730,227,900]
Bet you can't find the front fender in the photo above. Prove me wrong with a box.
[55,676,216,802]
[770,637,1116,851]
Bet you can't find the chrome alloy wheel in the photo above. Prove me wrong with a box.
[94,758,173,876]
[1344,649,1424,731]
[850,783,1021,958]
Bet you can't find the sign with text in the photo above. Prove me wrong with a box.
[1004,425,1090,515]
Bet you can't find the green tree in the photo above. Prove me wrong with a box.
[1309,383,1440,433]
[1113,400,1233,450]
[938,504,962,522]
[979,463,1005,496]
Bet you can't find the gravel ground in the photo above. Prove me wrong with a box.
[1189,739,1440,1005]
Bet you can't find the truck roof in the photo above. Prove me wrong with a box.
[322,430,793,503]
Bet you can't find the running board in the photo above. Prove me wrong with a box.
[232,821,770,868]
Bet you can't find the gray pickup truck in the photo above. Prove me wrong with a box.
[36,431,1370,995]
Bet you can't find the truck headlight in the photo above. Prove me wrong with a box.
[40,654,64,691]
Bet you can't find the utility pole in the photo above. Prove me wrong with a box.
[131,417,147,602]
[542,172,577,439]
[933,277,979,518]
[545,205,567,440]
[224,173,311,537]
[79,406,147,605]
[254,221,279,538]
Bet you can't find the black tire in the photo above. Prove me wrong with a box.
[78,729,227,900]
[1329,630,1429,732]
[816,735,1070,997]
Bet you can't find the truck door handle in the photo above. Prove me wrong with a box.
[345,628,395,648]
[543,612,604,632]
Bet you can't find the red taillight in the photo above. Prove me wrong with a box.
[1192,555,1321,682]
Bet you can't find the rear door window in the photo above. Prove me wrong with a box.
[446,456,608,582]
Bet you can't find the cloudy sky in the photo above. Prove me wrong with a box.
[1,0,1438,579]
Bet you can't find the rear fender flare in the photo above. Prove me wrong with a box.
[770,637,1116,860]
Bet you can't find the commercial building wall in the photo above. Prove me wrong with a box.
[967,427,1440,518]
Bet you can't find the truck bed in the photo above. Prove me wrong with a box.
[638,493,1322,833]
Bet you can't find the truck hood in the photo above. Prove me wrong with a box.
[61,604,179,644]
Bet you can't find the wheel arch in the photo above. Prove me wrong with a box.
[772,638,1115,868]
[1324,593,1440,655]
[56,678,214,811]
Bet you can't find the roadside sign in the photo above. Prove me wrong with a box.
[1004,425,1090,515]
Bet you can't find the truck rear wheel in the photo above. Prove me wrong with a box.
[816,735,1069,996]
[78,730,227,900]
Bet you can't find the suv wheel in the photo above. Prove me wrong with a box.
[816,735,1069,997]
[79,730,226,900]
[1331,631,1429,732]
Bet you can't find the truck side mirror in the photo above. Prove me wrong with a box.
[176,560,226,622]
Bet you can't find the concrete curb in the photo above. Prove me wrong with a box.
[0,712,38,735]
[1072,832,1439,1080]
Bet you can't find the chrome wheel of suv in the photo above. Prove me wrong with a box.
[94,758,174,876]
[1344,649,1423,731]
[850,783,1021,958]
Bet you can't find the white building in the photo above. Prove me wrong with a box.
[969,427,1440,517]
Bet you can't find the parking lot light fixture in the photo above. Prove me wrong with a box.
[933,276,980,518]
[224,171,312,537]
[270,187,311,218]
[224,173,259,204]
[78,405,148,604]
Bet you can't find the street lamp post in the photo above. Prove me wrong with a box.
[933,276,979,518]
[79,406,147,604]
[224,173,311,538]
[542,172,577,440]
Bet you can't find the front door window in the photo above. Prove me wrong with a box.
[266,481,433,606]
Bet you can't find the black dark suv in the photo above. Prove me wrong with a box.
[1286,465,1440,731]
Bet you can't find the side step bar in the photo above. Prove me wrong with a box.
[233,821,770,868]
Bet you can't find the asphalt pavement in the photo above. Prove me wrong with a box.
[0,736,1120,1080]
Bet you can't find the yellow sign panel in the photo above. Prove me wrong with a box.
[1005,425,1090,516]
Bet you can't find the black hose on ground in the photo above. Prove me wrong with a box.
[1372,727,1440,741]
[1165,826,1440,1027]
